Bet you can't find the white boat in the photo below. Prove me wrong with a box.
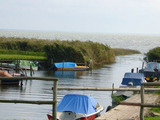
[47,94,104,120]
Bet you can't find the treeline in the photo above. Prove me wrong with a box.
[0,37,115,68]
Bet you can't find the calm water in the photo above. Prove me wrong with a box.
[0,30,159,120]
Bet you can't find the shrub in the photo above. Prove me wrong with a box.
[146,47,160,62]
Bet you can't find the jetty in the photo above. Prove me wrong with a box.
[95,94,160,120]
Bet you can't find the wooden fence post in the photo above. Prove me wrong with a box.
[53,80,58,120]
[140,84,144,120]
[30,64,32,76]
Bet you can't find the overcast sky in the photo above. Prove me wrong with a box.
[0,0,160,35]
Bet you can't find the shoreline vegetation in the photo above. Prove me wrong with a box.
[0,37,140,69]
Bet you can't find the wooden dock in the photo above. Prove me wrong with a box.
[95,94,160,120]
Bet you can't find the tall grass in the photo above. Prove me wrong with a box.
[0,37,115,68]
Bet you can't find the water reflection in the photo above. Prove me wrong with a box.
[53,71,76,78]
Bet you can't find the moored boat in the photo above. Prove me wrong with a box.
[0,69,25,85]
[12,60,38,70]
[47,94,104,120]
[53,62,89,71]
[112,72,146,106]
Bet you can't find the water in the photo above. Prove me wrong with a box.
[0,30,159,120]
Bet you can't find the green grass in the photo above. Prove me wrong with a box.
[145,116,160,120]
[0,49,45,56]
[0,49,46,60]
[151,108,160,113]
[0,54,46,60]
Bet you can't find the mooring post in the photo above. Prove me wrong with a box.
[112,83,114,95]
[131,68,134,73]
[140,84,144,120]
[53,80,58,120]
[62,60,64,73]
[30,64,32,76]
[16,60,20,73]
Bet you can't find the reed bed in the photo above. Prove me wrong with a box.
[0,37,115,67]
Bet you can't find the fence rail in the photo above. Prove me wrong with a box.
[57,86,160,91]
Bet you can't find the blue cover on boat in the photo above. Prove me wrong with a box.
[54,62,77,68]
[57,94,97,115]
[121,73,145,86]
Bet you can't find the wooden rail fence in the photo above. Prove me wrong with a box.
[0,78,160,120]
[0,77,58,120]
[140,82,160,120]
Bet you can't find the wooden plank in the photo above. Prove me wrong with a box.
[120,94,159,105]
[96,94,160,120]
[0,100,55,104]
[57,87,160,91]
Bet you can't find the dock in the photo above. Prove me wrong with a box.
[95,94,160,120]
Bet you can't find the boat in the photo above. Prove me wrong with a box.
[47,94,104,120]
[112,72,146,106]
[0,68,25,85]
[146,62,160,71]
[12,60,38,70]
[1,60,38,70]
[121,72,146,86]
[139,62,160,82]
[53,62,89,71]
[140,68,159,82]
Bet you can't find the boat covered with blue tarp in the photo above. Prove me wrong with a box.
[57,94,97,115]
[53,62,89,71]
[121,72,145,86]
[54,62,77,69]
[47,94,104,120]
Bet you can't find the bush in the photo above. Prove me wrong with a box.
[146,47,160,62]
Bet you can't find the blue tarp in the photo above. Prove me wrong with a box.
[121,73,145,86]
[57,94,97,115]
[54,62,77,68]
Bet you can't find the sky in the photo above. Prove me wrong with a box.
[1,0,160,35]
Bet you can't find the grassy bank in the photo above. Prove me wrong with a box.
[0,37,141,68]
[0,37,115,68]
[113,48,140,56]
[0,49,46,60]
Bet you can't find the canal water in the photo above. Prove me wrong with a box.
[0,54,144,120]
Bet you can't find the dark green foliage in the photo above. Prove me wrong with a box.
[146,47,160,62]
[16,41,28,51]
[44,43,84,63]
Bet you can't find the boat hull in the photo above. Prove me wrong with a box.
[0,80,19,85]
[47,112,98,120]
